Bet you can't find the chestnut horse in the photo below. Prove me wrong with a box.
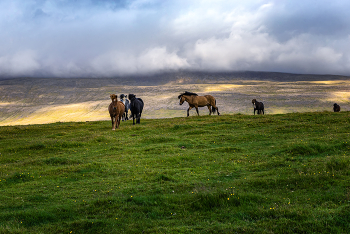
[178,91,220,117]
[108,94,125,130]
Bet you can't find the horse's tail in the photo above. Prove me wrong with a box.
[212,99,216,114]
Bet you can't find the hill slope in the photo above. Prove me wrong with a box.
[0,112,349,233]
[1,71,350,126]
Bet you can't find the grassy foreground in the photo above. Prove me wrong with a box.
[0,112,349,233]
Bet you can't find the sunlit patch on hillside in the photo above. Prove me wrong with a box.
[1,101,109,126]
[0,102,15,106]
[325,92,350,103]
[204,84,244,92]
[266,106,327,115]
[311,80,350,85]
[264,107,291,115]
[143,109,184,119]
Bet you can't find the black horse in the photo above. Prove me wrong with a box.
[252,99,264,115]
[120,94,130,121]
[333,103,341,112]
[128,94,144,125]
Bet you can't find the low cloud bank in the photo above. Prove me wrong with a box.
[1,0,350,77]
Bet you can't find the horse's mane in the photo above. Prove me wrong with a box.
[178,91,198,99]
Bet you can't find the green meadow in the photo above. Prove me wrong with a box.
[0,112,349,233]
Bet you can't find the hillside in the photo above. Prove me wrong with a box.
[0,112,349,233]
[0,71,350,126]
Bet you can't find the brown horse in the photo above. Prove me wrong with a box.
[178,91,220,117]
[108,94,125,130]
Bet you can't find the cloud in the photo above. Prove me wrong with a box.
[0,50,40,76]
[91,47,190,76]
[1,0,350,77]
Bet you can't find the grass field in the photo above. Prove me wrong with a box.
[1,112,350,233]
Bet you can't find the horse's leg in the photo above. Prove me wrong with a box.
[111,116,114,130]
[116,115,120,128]
[211,102,220,115]
[207,105,212,115]
[131,113,135,125]
[187,106,193,117]
[118,115,122,128]
[112,116,117,130]
[195,106,199,116]
[136,113,140,124]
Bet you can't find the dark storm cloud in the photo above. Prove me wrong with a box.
[261,1,350,41]
[1,0,350,78]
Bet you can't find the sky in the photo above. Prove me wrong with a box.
[1,0,350,78]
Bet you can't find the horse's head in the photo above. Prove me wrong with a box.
[120,94,125,100]
[110,94,118,102]
[252,99,257,106]
[334,103,338,107]
[178,95,185,105]
[128,94,136,100]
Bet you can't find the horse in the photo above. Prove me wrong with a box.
[178,91,220,117]
[128,93,144,125]
[120,94,130,121]
[333,103,341,112]
[252,99,264,115]
[108,94,125,130]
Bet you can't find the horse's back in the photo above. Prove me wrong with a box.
[260,102,264,109]
[137,98,144,108]
[192,96,208,106]
[130,98,143,114]
[204,95,216,105]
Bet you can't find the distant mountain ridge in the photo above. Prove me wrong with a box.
[1,71,349,87]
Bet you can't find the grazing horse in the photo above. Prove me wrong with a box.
[333,103,341,112]
[252,99,264,115]
[178,91,220,117]
[129,93,144,125]
[120,94,130,121]
[108,94,125,130]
